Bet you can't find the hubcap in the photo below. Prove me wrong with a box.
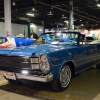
[60,65,71,87]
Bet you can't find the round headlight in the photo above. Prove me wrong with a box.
[40,55,50,73]
[40,55,47,63]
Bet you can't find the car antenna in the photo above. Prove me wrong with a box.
[24,27,25,38]
[24,26,27,47]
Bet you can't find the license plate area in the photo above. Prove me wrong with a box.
[3,71,16,80]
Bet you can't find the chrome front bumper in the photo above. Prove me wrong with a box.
[0,70,53,82]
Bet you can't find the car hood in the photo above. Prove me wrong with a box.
[0,44,75,56]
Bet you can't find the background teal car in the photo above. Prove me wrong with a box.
[0,31,100,91]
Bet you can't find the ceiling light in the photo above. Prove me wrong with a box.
[62,16,67,18]
[30,24,35,28]
[47,13,53,15]
[97,4,100,7]
[49,11,52,14]
[19,17,27,20]
[47,11,53,15]
[64,21,69,23]
[32,8,35,11]
[27,13,34,17]
[13,2,15,5]
[62,15,67,18]
[80,20,82,21]
[80,24,84,26]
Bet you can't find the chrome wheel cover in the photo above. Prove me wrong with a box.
[60,65,71,88]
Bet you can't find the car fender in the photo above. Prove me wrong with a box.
[52,59,75,80]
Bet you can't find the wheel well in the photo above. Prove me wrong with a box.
[64,61,75,77]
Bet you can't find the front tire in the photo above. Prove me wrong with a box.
[51,64,72,91]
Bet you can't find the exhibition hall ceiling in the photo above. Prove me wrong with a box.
[0,0,100,29]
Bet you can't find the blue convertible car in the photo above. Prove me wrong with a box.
[0,31,100,91]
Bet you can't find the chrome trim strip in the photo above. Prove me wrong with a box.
[16,73,53,82]
[74,55,100,62]
[0,70,53,82]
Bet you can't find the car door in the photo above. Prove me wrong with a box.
[75,44,98,72]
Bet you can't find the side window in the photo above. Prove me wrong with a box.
[42,38,46,44]
[79,35,86,45]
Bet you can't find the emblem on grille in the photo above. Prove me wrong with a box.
[24,59,27,62]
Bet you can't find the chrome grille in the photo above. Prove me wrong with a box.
[0,55,31,68]
[0,56,29,62]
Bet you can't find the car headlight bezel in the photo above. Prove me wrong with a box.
[40,55,50,73]
[30,55,50,73]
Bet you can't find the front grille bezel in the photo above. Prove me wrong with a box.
[0,55,45,75]
[0,55,31,69]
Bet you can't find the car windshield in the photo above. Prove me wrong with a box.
[0,38,7,44]
[34,32,78,45]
